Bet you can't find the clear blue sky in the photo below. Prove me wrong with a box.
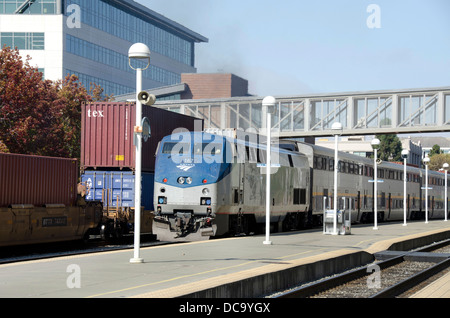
[137,0,450,97]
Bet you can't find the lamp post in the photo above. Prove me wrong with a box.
[128,43,151,264]
[331,122,343,235]
[444,163,449,222]
[371,138,380,230]
[402,149,409,226]
[263,96,276,245]
[423,156,430,224]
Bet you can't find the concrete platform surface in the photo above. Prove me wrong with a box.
[0,220,449,298]
[410,271,450,298]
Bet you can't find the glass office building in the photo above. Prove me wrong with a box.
[0,0,208,96]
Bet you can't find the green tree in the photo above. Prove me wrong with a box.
[375,134,402,162]
[428,153,450,171]
[429,144,443,157]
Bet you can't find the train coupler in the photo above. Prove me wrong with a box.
[152,215,216,242]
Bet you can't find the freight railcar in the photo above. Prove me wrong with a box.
[79,102,203,239]
[153,131,450,242]
[0,153,102,247]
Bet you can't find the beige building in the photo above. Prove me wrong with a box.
[316,136,373,157]
[316,136,422,167]
[405,136,450,158]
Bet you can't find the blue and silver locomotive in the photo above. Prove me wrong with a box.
[153,130,310,241]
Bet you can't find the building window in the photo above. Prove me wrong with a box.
[0,0,56,14]
[65,69,134,96]
[66,35,181,87]
[64,0,194,66]
[0,32,44,50]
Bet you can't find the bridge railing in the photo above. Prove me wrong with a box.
[155,87,450,138]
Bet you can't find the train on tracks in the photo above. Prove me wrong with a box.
[0,103,201,247]
[0,153,103,247]
[153,130,450,242]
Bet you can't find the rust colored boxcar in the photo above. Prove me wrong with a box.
[81,103,202,172]
[0,153,78,207]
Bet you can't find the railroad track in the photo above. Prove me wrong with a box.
[272,239,450,298]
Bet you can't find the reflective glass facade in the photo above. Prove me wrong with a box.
[65,0,194,66]
[1,0,206,96]
[66,35,181,87]
[0,0,57,14]
[65,69,133,96]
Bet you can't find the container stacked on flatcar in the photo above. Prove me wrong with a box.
[1,153,78,207]
[79,102,203,239]
[0,153,102,246]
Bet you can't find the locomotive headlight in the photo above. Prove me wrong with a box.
[186,177,193,184]
[202,188,210,196]
[177,177,185,184]
[200,197,211,205]
[158,196,167,204]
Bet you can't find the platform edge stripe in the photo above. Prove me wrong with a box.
[129,249,360,298]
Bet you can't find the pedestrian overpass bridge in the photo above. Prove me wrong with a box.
[154,86,450,138]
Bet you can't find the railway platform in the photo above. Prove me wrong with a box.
[1,220,449,299]
[410,271,450,298]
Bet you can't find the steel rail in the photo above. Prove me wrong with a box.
[370,258,450,298]
[274,240,450,298]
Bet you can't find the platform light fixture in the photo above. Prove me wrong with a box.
[331,122,343,235]
[262,96,276,245]
[444,163,449,222]
[129,43,151,264]
[401,149,409,227]
[423,156,430,224]
[371,138,380,230]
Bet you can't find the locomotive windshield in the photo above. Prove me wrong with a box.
[162,142,190,155]
[159,132,230,165]
[161,140,224,159]
[194,143,222,156]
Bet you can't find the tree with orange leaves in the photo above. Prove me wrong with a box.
[0,46,112,158]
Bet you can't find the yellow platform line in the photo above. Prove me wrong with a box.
[86,248,326,298]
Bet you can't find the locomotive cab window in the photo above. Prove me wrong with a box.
[162,142,190,155]
[194,143,222,156]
